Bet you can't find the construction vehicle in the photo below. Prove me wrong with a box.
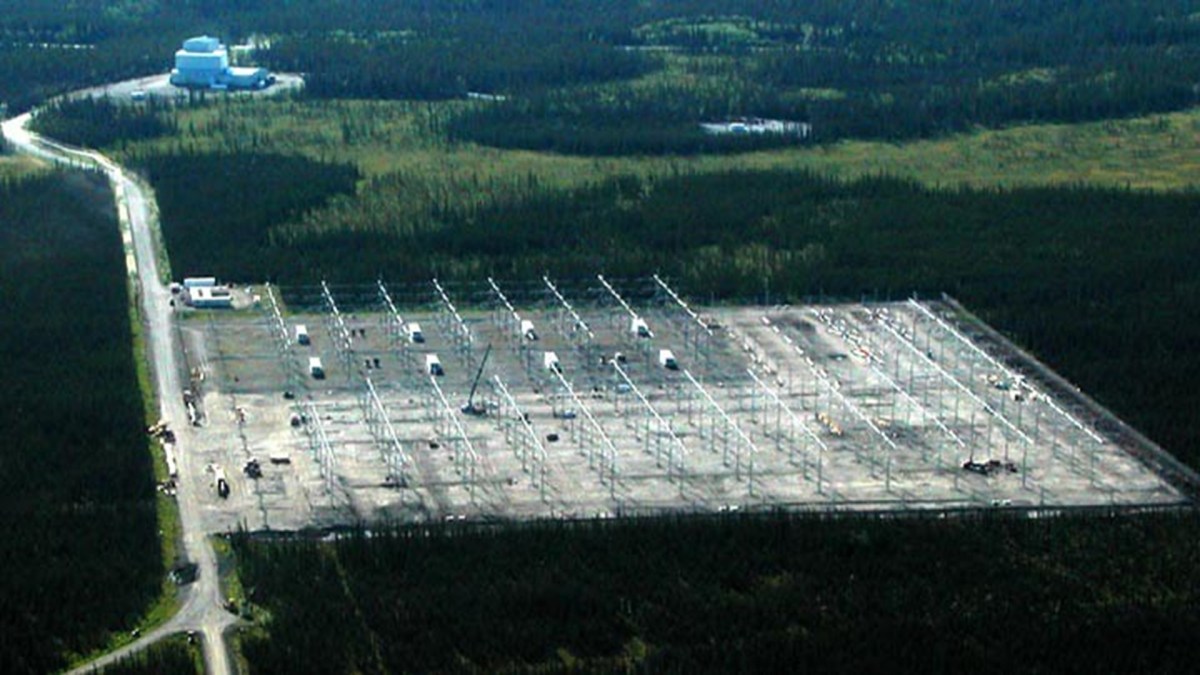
[146,419,176,444]
[462,344,492,416]
[210,464,230,498]
[962,459,1020,476]
[243,458,262,479]
[816,411,843,436]
[183,390,201,426]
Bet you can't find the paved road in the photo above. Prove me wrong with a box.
[3,112,239,674]
[70,72,303,103]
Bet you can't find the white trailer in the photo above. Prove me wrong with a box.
[658,349,679,370]
[631,317,652,338]
[309,357,325,379]
[164,444,179,479]
[521,319,538,341]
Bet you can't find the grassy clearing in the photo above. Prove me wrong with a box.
[110,96,1200,255]
[766,113,1200,189]
[0,154,48,179]
[211,535,249,611]
[120,98,1200,196]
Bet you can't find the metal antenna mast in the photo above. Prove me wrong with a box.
[681,369,758,492]
[432,278,474,369]
[610,360,687,482]
[427,374,480,504]
[320,280,355,369]
[910,299,1105,444]
[745,368,828,493]
[360,377,412,488]
[490,374,549,502]
[544,275,594,342]
[548,366,619,498]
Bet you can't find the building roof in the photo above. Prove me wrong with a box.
[189,286,233,306]
[182,36,222,53]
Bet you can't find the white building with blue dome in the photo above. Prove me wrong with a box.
[170,36,271,90]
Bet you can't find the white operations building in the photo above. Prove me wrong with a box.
[170,36,271,90]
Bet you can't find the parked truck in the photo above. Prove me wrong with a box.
[658,349,679,370]
[631,317,652,338]
[213,465,230,499]
[521,319,538,341]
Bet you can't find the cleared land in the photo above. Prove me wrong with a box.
[175,279,1185,532]
[0,154,47,178]
[119,99,1200,193]
[73,73,304,104]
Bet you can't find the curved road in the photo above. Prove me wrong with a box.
[2,114,238,674]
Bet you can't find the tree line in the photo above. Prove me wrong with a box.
[129,149,360,280]
[30,96,178,149]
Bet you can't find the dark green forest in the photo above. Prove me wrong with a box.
[230,511,1200,673]
[446,0,1200,154]
[7,1,1200,152]
[30,96,178,150]
[133,150,360,280]
[0,172,161,673]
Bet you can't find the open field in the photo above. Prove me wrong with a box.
[0,154,47,178]
[119,98,1200,192]
[174,278,1187,532]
